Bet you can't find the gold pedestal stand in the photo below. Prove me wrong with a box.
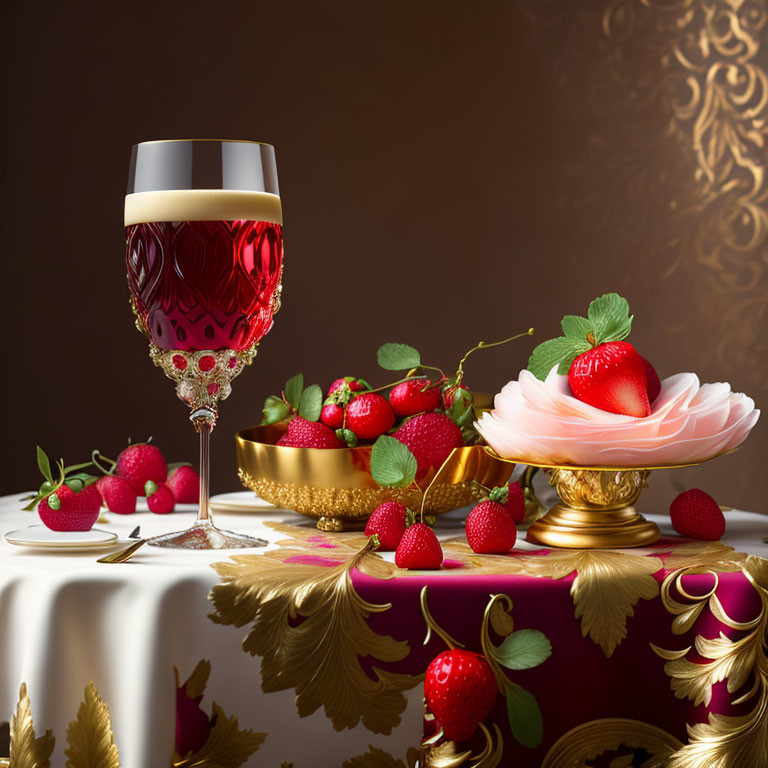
[527,467,659,548]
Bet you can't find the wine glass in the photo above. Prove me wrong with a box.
[124,139,283,548]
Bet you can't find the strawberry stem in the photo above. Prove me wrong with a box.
[454,328,534,387]
[91,450,116,476]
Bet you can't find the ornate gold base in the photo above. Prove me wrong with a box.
[525,466,660,549]
[526,504,661,548]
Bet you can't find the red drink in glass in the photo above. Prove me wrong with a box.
[126,219,283,352]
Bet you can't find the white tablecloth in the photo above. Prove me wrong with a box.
[1,492,767,767]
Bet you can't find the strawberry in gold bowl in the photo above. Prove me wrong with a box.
[235,338,530,531]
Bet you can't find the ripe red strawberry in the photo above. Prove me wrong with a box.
[38,485,101,531]
[442,383,470,411]
[395,523,443,569]
[345,393,395,441]
[393,412,463,475]
[365,502,408,550]
[96,475,137,515]
[568,341,650,417]
[466,500,517,554]
[389,378,441,418]
[320,403,344,430]
[166,466,200,504]
[116,443,168,496]
[327,377,367,396]
[643,357,661,404]
[424,649,497,742]
[276,417,343,448]
[491,481,525,524]
[145,481,175,514]
[670,489,725,540]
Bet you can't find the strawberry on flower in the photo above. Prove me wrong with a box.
[528,293,660,417]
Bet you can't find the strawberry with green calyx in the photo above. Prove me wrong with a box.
[528,293,655,418]
[22,446,98,512]
[23,446,101,531]
[145,481,176,514]
[261,373,323,426]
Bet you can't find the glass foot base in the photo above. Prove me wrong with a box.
[147,520,267,550]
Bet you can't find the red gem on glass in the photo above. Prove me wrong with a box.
[198,356,216,372]
[207,383,220,395]
[228,357,238,369]
[172,355,188,370]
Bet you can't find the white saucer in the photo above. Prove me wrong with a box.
[4,525,118,550]
[209,491,276,513]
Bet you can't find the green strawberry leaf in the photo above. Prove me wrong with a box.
[370,435,417,488]
[48,493,61,511]
[587,293,632,345]
[528,337,590,380]
[298,384,322,421]
[561,315,591,340]
[505,682,543,749]
[555,343,592,376]
[284,373,304,410]
[377,343,421,371]
[262,395,290,425]
[493,629,552,670]
[36,446,53,484]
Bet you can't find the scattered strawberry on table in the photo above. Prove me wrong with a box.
[95,475,137,515]
[364,501,409,551]
[23,447,102,531]
[394,522,443,569]
[166,465,201,504]
[528,293,660,417]
[93,439,199,515]
[670,488,726,540]
[144,481,176,515]
[465,498,518,554]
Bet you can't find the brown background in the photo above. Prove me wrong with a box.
[1,0,766,514]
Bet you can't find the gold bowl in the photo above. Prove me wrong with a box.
[235,423,513,531]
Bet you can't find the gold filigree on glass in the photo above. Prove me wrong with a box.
[208,536,422,734]
[149,344,258,414]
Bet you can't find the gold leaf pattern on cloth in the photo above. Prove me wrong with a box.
[442,540,661,658]
[209,535,420,734]
[540,717,683,768]
[64,682,119,768]
[9,683,55,768]
[173,660,265,768]
[174,703,265,768]
[342,724,502,768]
[654,553,768,766]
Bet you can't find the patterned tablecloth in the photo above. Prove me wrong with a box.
[1,491,767,768]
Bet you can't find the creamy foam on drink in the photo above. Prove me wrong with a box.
[124,189,282,226]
